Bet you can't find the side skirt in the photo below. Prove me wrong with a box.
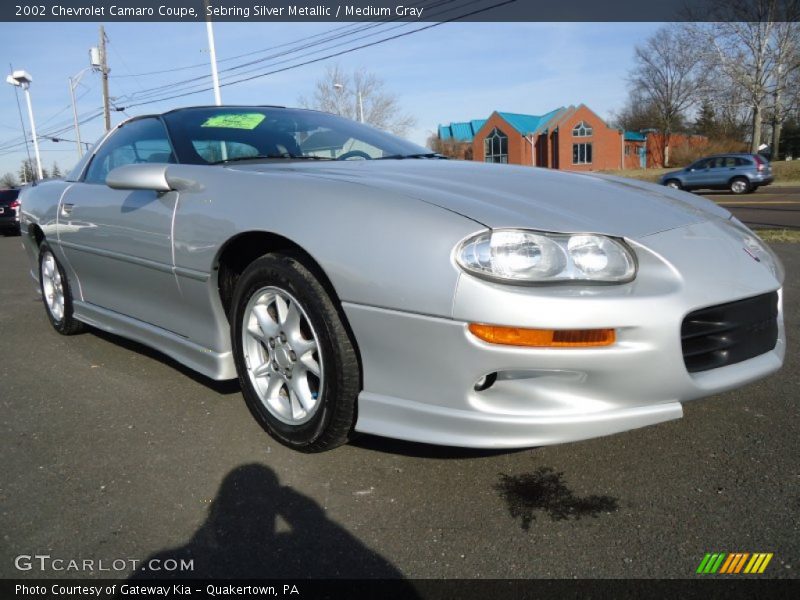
[73,301,237,381]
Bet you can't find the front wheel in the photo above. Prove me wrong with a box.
[664,179,682,190]
[730,177,750,195]
[230,253,360,452]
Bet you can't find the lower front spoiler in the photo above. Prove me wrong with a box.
[356,393,683,449]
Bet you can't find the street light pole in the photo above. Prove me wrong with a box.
[204,0,222,105]
[68,67,91,158]
[6,70,43,180]
[22,84,43,180]
[333,82,364,123]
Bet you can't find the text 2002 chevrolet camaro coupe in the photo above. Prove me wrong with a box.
[20,106,785,452]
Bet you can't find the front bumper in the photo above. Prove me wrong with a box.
[345,219,785,448]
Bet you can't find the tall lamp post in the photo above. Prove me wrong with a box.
[6,70,43,180]
[68,66,94,158]
[333,82,364,123]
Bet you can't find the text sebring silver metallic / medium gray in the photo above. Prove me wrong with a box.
[19,106,785,452]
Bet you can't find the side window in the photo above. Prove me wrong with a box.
[84,118,174,184]
[692,159,708,170]
[736,157,752,167]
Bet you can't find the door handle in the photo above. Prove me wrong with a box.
[60,203,74,217]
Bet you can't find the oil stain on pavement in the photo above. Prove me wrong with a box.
[494,466,618,530]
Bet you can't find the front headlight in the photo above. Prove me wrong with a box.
[456,229,636,284]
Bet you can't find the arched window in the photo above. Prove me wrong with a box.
[483,128,508,163]
[572,121,593,137]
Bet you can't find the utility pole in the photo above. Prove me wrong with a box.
[99,25,111,131]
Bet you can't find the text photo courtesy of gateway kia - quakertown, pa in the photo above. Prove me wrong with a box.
[0,1,798,599]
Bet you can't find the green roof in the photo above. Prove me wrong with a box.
[495,108,565,135]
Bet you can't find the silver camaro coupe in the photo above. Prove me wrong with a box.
[19,106,785,452]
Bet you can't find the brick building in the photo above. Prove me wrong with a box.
[438,104,702,171]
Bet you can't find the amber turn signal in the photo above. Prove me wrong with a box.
[468,324,616,347]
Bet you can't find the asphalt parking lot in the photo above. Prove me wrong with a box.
[702,185,800,230]
[0,234,797,581]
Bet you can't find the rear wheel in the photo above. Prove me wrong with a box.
[730,177,750,195]
[664,179,682,190]
[231,253,360,452]
[38,242,85,335]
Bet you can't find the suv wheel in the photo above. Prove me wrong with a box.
[730,177,750,195]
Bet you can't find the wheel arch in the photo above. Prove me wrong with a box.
[28,222,45,248]
[213,230,363,381]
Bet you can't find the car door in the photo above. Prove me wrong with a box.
[57,117,186,335]
[682,158,709,187]
[704,157,729,188]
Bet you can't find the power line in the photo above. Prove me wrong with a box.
[0,109,104,153]
[111,0,443,79]
[113,0,461,103]
[126,0,514,109]
[0,0,510,157]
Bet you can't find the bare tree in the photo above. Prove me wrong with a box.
[1,172,18,188]
[18,159,35,184]
[426,134,472,160]
[693,0,800,153]
[611,89,676,133]
[628,25,708,166]
[299,65,416,136]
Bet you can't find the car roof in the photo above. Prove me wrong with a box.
[161,104,287,115]
[117,105,304,127]
[704,153,754,157]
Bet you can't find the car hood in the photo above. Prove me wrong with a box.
[229,160,730,239]
[659,169,684,181]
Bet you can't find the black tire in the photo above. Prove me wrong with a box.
[664,179,682,190]
[230,253,360,452]
[730,177,750,195]
[38,241,86,335]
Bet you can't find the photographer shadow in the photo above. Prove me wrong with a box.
[129,463,412,580]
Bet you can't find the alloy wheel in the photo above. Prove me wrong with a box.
[241,286,324,425]
[40,250,65,322]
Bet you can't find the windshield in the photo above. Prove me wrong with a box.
[162,107,430,164]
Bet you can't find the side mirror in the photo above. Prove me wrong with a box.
[106,163,172,192]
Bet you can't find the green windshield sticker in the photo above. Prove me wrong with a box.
[201,113,265,130]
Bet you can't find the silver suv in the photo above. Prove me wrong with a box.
[660,153,773,194]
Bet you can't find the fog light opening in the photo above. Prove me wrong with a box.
[474,372,498,392]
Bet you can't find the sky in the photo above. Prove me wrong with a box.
[0,20,663,179]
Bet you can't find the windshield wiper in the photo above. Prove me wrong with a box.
[211,153,333,165]
[376,152,446,160]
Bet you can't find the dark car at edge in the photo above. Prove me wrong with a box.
[0,188,21,235]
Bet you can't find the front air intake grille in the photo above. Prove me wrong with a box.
[681,292,778,374]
